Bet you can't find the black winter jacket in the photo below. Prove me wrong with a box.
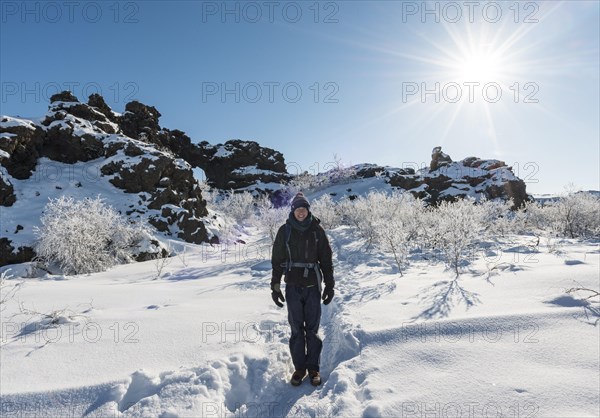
[271,216,334,289]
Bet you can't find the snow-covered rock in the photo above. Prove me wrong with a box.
[115,100,289,191]
[0,93,212,267]
[357,147,530,208]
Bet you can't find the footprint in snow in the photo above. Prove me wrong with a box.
[515,388,528,393]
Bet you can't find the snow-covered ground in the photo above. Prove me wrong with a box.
[1,211,599,417]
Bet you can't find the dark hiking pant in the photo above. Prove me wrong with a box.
[285,284,322,372]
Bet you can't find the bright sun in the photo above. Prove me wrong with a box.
[455,51,504,83]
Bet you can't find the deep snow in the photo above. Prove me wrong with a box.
[1,209,599,417]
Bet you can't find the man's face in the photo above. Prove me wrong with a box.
[293,206,308,222]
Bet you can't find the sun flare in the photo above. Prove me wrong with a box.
[456,52,503,83]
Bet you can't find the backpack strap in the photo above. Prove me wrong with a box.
[285,223,292,272]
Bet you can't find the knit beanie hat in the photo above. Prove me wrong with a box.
[291,192,310,210]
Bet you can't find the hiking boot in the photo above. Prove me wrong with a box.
[290,369,307,386]
[308,370,321,386]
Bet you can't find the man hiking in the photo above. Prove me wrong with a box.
[270,192,335,386]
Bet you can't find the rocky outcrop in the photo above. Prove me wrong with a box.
[430,146,452,171]
[88,93,119,122]
[354,164,415,179]
[50,91,79,103]
[357,148,530,208]
[114,100,289,190]
[100,141,208,243]
[0,117,45,179]
[0,239,34,266]
[118,100,162,143]
[0,92,215,266]
[42,124,105,164]
[0,153,16,206]
[200,140,289,190]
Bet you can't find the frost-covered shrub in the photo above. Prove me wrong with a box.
[479,198,514,237]
[516,192,600,239]
[546,192,600,238]
[336,197,358,227]
[197,180,220,210]
[340,191,384,249]
[322,157,357,186]
[288,157,356,194]
[371,192,423,275]
[34,196,150,275]
[340,190,423,268]
[215,190,256,225]
[433,199,486,277]
[254,195,288,244]
[513,201,549,236]
[288,173,326,195]
[310,194,340,229]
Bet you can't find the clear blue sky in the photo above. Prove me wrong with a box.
[2,1,598,194]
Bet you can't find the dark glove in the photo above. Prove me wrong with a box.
[322,286,334,305]
[271,282,285,308]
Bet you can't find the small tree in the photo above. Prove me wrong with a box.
[34,196,150,275]
[434,198,486,277]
